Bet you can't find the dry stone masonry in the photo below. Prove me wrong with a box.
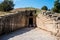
[0,10,36,35]
[38,10,60,40]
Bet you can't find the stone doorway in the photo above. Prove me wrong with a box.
[29,18,33,27]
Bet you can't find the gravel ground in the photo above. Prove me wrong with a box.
[0,28,57,40]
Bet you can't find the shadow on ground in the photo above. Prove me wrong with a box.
[0,27,35,40]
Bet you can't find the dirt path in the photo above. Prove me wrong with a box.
[0,28,57,40]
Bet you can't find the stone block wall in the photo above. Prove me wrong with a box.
[0,10,36,35]
[36,13,58,35]
[36,11,60,36]
[0,11,26,35]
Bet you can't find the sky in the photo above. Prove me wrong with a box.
[0,0,55,9]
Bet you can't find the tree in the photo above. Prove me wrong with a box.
[52,0,60,13]
[0,0,14,12]
[41,6,48,10]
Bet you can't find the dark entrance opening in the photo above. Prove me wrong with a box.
[29,18,33,27]
[58,17,60,20]
[30,12,33,16]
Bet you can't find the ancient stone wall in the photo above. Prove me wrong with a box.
[0,10,36,35]
[36,11,60,36]
[0,11,26,35]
